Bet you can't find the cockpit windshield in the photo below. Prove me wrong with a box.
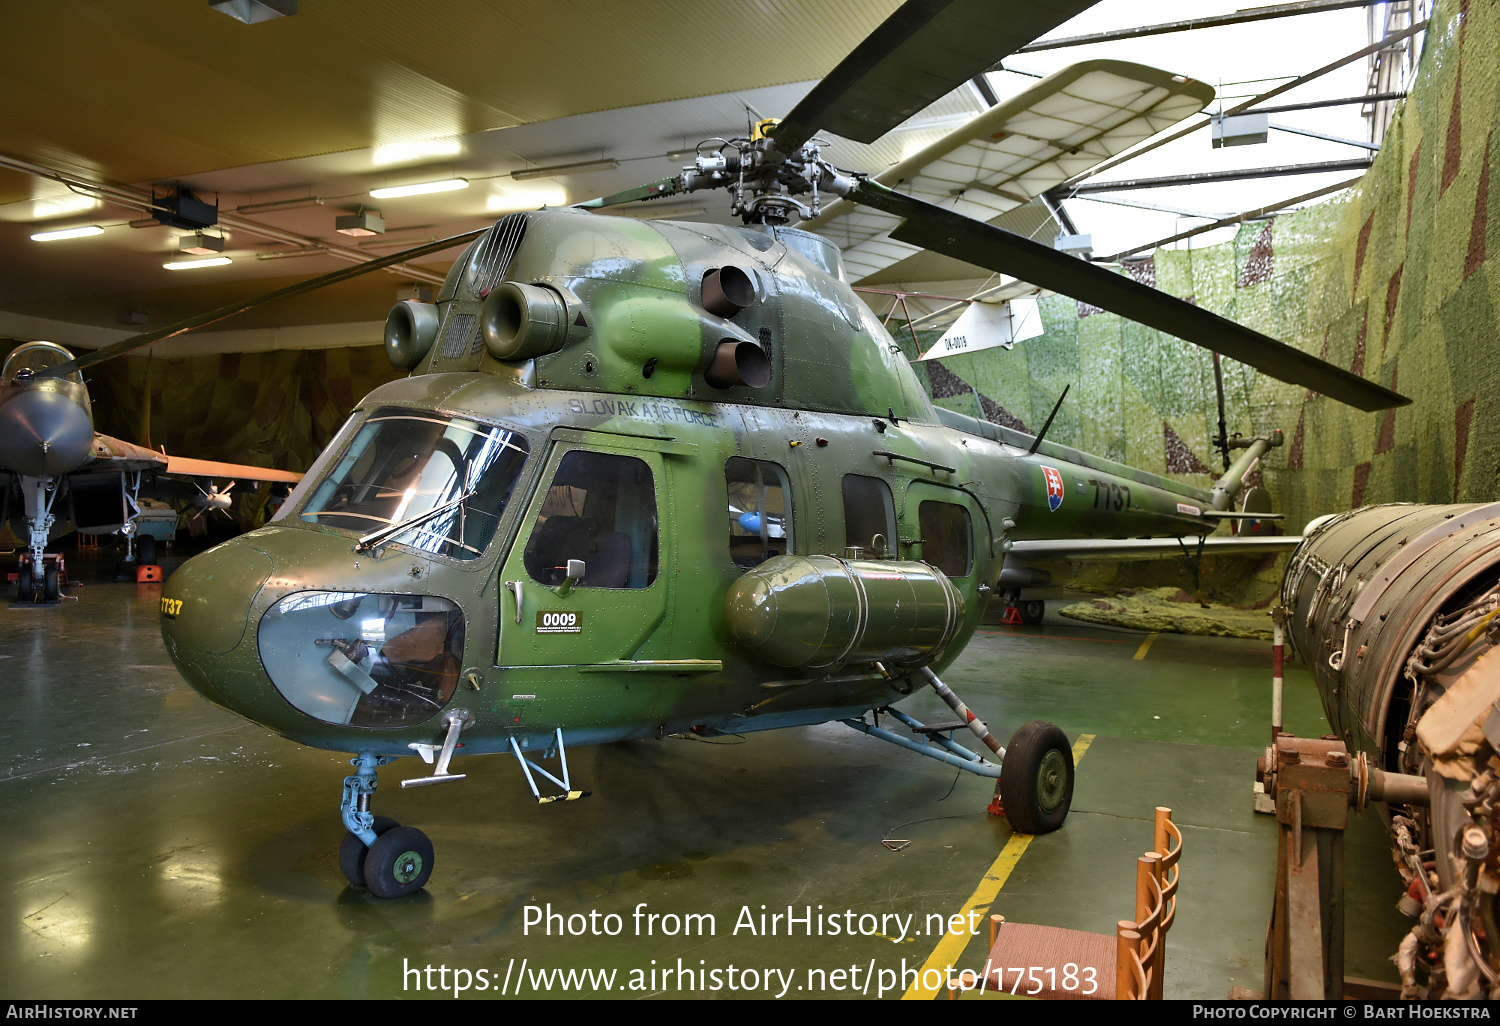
[297,407,528,560]
[3,341,83,385]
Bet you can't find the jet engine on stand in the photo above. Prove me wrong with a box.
[1279,502,1500,998]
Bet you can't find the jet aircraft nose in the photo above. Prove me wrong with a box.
[0,387,93,477]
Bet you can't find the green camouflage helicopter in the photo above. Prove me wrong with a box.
[54,0,1408,898]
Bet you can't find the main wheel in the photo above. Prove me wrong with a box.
[999,720,1074,835]
[16,565,32,602]
[1020,599,1045,624]
[337,815,399,887]
[43,563,59,602]
[137,535,157,567]
[364,826,434,898]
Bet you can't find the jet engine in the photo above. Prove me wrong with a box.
[1281,502,1500,997]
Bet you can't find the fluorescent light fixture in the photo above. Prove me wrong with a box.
[510,158,618,181]
[335,211,385,236]
[369,178,468,199]
[31,225,104,242]
[209,0,296,23]
[179,232,226,255]
[163,256,232,270]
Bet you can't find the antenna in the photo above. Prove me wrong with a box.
[1027,384,1070,456]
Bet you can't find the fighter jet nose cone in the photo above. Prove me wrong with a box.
[0,389,93,477]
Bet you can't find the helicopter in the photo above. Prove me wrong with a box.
[41,0,1410,898]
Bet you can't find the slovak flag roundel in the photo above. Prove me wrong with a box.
[1042,466,1064,512]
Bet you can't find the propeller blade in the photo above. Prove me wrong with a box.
[770,0,1098,155]
[47,229,488,377]
[850,180,1408,412]
[573,176,685,211]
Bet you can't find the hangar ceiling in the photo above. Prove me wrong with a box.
[0,1,1415,355]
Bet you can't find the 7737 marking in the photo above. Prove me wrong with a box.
[1087,478,1130,512]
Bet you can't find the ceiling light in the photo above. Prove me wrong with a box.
[209,0,296,24]
[163,256,231,270]
[179,232,226,255]
[31,225,104,242]
[369,179,468,199]
[335,211,385,236]
[510,158,618,182]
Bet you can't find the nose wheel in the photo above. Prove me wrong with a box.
[363,827,434,899]
[339,754,435,898]
[337,815,398,887]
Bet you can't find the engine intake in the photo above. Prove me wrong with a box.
[383,300,439,370]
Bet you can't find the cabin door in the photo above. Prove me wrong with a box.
[494,434,672,690]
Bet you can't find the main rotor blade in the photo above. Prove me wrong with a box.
[48,229,487,377]
[573,176,685,210]
[851,181,1408,411]
[771,0,1099,155]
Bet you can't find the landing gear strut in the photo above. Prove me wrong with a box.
[338,754,434,898]
[844,668,1075,835]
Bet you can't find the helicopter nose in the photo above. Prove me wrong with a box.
[0,387,93,477]
[159,538,272,709]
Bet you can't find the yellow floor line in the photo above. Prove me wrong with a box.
[902,733,1096,1000]
[1133,632,1160,660]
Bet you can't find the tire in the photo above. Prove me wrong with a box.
[137,535,157,567]
[43,563,59,602]
[364,826,434,898]
[16,565,32,602]
[337,816,399,887]
[1020,599,1045,624]
[1000,720,1074,835]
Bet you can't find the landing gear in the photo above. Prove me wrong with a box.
[338,753,434,897]
[364,826,435,898]
[338,815,398,887]
[1000,589,1046,625]
[14,553,65,604]
[999,720,1074,835]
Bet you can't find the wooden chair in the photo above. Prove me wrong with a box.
[966,807,1182,1000]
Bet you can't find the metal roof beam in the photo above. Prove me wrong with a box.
[1012,0,1388,54]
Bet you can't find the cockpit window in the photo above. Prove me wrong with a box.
[297,406,528,560]
[3,341,82,385]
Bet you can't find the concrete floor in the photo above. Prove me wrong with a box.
[0,543,1410,1000]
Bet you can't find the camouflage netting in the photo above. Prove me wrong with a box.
[88,346,402,527]
[901,0,1500,608]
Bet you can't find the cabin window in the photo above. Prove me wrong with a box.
[842,474,896,557]
[919,500,972,577]
[726,457,791,568]
[523,450,658,589]
[298,407,529,561]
